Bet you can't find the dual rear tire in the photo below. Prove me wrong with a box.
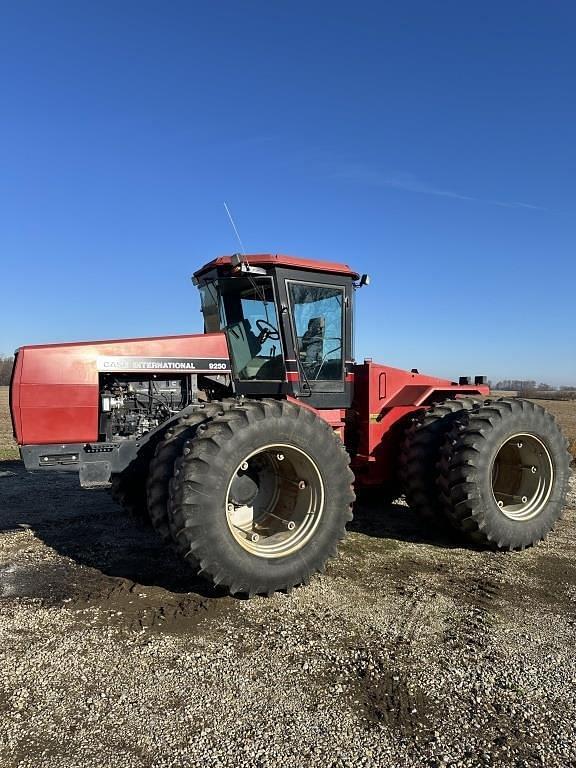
[401,397,571,549]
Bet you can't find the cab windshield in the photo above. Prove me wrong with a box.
[199,277,284,381]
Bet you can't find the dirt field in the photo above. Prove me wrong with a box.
[1,388,575,767]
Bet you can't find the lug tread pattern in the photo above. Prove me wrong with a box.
[168,398,355,596]
[146,403,226,544]
[109,436,164,523]
[438,398,571,549]
[399,397,484,522]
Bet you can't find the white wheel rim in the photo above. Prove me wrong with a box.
[491,432,554,521]
[225,443,325,558]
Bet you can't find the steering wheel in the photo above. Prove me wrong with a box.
[256,318,280,342]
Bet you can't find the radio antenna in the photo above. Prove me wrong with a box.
[223,201,246,256]
[222,201,268,312]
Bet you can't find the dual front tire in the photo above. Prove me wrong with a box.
[145,399,354,596]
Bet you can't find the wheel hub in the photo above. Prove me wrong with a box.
[229,471,260,506]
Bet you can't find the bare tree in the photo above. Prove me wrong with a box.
[495,379,537,391]
[0,356,14,386]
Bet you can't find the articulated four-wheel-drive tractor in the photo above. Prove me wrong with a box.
[10,254,571,595]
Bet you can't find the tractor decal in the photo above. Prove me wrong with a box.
[96,356,231,373]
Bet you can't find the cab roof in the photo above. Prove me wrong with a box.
[194,253,360,281]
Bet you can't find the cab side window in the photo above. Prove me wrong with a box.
[219,277,284,381]
[288,282,344,381]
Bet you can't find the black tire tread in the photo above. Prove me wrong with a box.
[399,397,484,522]
[146,403,226,543]
[438,398,571,549]
[168,398,355,596]
[109,437,162,523]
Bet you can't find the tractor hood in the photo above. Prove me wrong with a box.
[10,333,229,445]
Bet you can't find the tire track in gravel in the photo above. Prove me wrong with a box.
[345,552,511,736]
[394,582,432,647]
[442,553,507,652]
[346,646,434,734]
[0,461,233,636]
[0,541,228,637]
[0,561,231,634]
[341,581,441,736]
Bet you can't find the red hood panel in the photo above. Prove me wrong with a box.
[16,333,229,384]
[11,333,229,445]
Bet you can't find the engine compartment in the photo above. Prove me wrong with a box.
[98,374,230,441]
[99,378,190,441]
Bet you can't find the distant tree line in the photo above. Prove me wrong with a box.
[1,355,575,396]
[0,356,14,386]
[495,380,538,391]
[494,379,576,399]
[495,380,575,392]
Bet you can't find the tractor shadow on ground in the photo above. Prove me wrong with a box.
[0,460,225,600]
[0,461,465,604]
[350,492,466,550]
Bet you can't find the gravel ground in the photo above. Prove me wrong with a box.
[1,391,576,767]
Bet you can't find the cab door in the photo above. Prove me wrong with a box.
[278,271,353,409]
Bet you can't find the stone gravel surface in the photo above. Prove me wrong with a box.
[1,459,575,768]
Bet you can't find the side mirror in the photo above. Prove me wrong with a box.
[358,274,370,287]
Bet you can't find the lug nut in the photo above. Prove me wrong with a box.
[250,532,260,543]
[227,503,235,513]
[276,453,285,461]
[286,521,296,531]
[298,480,307,490]
[240,461,249,471]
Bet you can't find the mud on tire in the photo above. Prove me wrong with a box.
[438,398,571,549]
[168,399,355,596]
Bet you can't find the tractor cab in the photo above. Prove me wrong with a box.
[194,254,359,408]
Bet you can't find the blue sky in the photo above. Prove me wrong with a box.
[1,1,575,385]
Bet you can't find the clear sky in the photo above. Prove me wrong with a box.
[1,1,575,385]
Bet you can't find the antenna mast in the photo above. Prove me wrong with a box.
[223,201,246,257]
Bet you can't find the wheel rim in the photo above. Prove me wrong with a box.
[491,433,554,521]
[225,443,325,558]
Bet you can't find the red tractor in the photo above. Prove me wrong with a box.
[10,254,571,595]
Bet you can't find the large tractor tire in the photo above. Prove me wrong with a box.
[400,397,482,522]
[146,403,224,543]
[438,398,571,549]
[168,399,355,596]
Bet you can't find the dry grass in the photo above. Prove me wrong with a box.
[530,398,576,443]
[0,386,18,459]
